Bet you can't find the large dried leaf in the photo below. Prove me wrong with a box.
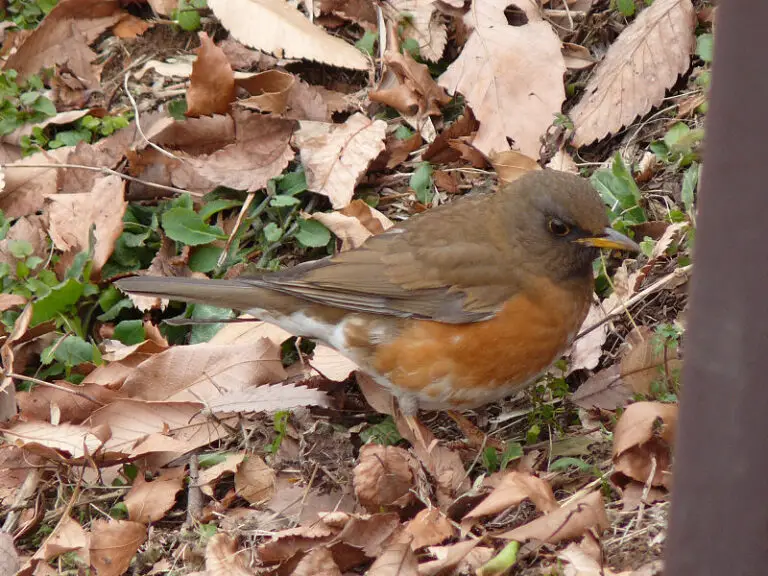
[388,0,447,62]
[234,455,276,504]
[463,471,558,524]
[354,445,417,511]
[205,533,256,576]
[294,113,387,208]
[88,519,147,576]
[3,421,103,459]
[208,382,331,414]
[438,0,566,157]
[32,515,87,562]
[187,32,235,117]
[569,0,695,146]
[309,199,393,251]
[209,0,368,70]
[0,147,72,218]
[124,469,184,523]
[46,175,127,274]
[367,542,419,576]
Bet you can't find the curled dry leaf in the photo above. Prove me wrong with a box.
[370,51,450,119]
[294,113,387,209]
[207,382,331,414]
[418,539,490,576]
[620,326,682,395]
[125,470,184,524]
[367,542,419,576]
[293,547,342,576]
[237,69,295,114]
[571,365,632,410]
[234,455,276,504]
[89,519,147,576]
[387,0,447,62]
[310,199,394,251]
[354,444,418,511]
[463,471,558,525]
[569,0,696,146]
[568,304,609,373]
[208,0,368,70]
[186,32,236,117]
[438,0,566,157]
[205,533,255,576]
[46,175,127,275]
[32,514,87,562]
[562,42,596,70]
[197,452,246,496]
[490,150,541,184]
[495,490,609,543]
[404,508,456,550]
[423,107,479,164]
[334,513,402,557]
[612,401,677,490]
[546,148,579,173]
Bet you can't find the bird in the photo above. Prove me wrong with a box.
[116,170,639,418]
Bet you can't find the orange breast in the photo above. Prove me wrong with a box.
[368,277,592,409]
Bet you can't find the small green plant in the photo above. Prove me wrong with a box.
[649,122,704,167]
[591,153,647,233]
[360,416,403,445]
[175,0,207,31]
[265,410,290,454]
[0,71,56,137]
[614,0,636,17]
[4,0,57,29]
[526,372,570,442]
[21,113,131,155]
[410,162,434,204]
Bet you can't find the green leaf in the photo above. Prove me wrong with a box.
[616,0,635,17]
[663,122,690,150]
[0,210,9,241]
[401,37,420,59]
[696,33,714,63]
[681,162,699,214]
[8,239,33,259]
[189,305,236,344]
[480,542,519,576]
[295,219,331,248]
[97,298,133,322]
[590,153,646,225]
[31,278,84,326]
[114,320,145,345]
[162,207,227,246]
[42,335,96,367]
[177,7,202,31]
[198,199,242,221]
[549,457,593,473]
[482,446,498,473]
[263,222,283,243]
[410,162,433,204]
[189,244,224,273]
[499,442,523,470]
[269,195,300,207]
[168,99,188,120]
[355,30,378,56]
[198,453,229,468]
[394,125,413,140]
[359,417,403,445]
[277,169,308,196]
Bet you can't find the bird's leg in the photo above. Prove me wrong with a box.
[446,410,506,452]
[394,395,431,452]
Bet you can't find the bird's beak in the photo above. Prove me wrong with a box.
[574,227,641,253]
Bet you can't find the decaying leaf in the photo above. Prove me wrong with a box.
[403,508,456,550]
[124,469,184,523]
[571,365,632,410]
[88,519,147,576]
[620,326,682,395]
[612,401,677,490]
[387,0,447,62]
[33,514,87,562]
[294,113,387,208]
[367,542,419,576]
[187,32,235,117]
[490,150,541,184]
[208,0,369,70]
[237,69,296,114]
[570,0,696,146]
[208,383,331,414]
[234,455,276,504]
[463,471,558,525]
[205,533,255,576]
[293,547,342,576]
[309,199,394,251]
[354,444,418,511]
[439,0,566,157]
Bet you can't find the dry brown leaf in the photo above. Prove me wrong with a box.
[113,13,152,38]
[309,344,359,381]
[220,37,280,71]
[0,446,31,505]
[334,513,402,557]
[357,371,395,415]
[546,148,579,173]
[46,174,126,274]
[3,0,123,87]
[368,542,419,576]
[387,0,447,62]
[0,532,19,576]
[265,475,357,526]
[568,304,608,373]
[209,317,291,345]
[183,112,295,192]
[237,70,296,114]
[198,452,246,496]
[33,515,87,562]
[448,140,488,168]
[257,518,340,564]
[207,383,331,414]
[439,0,566,157]
[569,0,696,146]
[17,381,124,424]
[495,490,609,543]
[354,444,417,511]
[619,481,667,512]
[309,199,393,251]
[315,0,377,28]
[120,338,287,402]
[620,327,682,395]
[562,42,596,70]
[404,509,456,550]
[571,365,632,410]
[209,0,368,70]
[294,113,387,208]
[235,455,276,504]
[370,51,450,119]
[463,471,558,524]
[205,533,255,576]
[375,132,423,170]
[418,540,489,576]
[125,470,184,523]
[294,547,342,576]
[3,421,103,460]
[490,150,541,184]
[3,109,91,146]
[0,147,72,218]
[612,401,677,490]
[88,519,147,576]
[187,32,236,117]
[422,107,478,163]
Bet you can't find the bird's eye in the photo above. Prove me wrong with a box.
[548,218,571,236]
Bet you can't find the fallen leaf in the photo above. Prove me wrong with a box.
[334,513,402,557]
[354,444,417,511]
[418,540,491,576]
[3,421,103,460]
[208,0,369,70]
[439,0,566,156]
[620,327,682,395]
[404,509,456,550]
[572,365,632,411]
[237,70,295,114]
[315,0,377,29]
[387,0,447,62]
[205,533,255,576]
[0,532,19,576]
[33,515,87,562]
[0,147,72,218]
[546,148,579,173]
[562,42,596,70]
[309,344,359,380]
[568,304,609,373]
[46,174,126,274]
[293,547,342,576]
[490,150,541,184]
[463,471,558,525]
[294,113,387,208]
[125,470,184,523]
[309,199,393,251]
[198,452,246,496]
[113,13,152,38]
[219,37,280,71]
[422,107,479,163]
[612,401,677,489]
[495,490,609,543]
[187,32,236,117]
[367,542,419,576]
[619,481,667,512]
[235,455,276,504]
[569,0,696,146]
[265,474,357,526]
[208,383,331,414]
[257,518,340,564]
[0,215,48,277]
[88,519,147,576]
[17,381,123,424]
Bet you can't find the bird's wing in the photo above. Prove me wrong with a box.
[245,195,523,323]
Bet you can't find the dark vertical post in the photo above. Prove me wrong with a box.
[665,1,768,574]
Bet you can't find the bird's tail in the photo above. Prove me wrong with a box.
[114,276,297,314]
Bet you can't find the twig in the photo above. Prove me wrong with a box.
[185,454,203,527]
[217,192,256,267]
[2,467,41,534]
[635,454,658,528]
[8,373,106,407]
[123,74,182,162]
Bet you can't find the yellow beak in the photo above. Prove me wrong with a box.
[574,227,641,253]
